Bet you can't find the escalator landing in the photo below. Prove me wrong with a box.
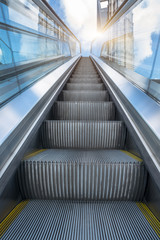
[1,200,159,240]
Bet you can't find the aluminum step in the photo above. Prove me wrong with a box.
[72,74,98,77]
[75,68,95,71]
[41,121,126,149]
[66,83,105,90]
[75,71,97,74]
[19,149,147,200]
[53,102,115,120]
[69,78,101,83]
[2,200,158,240]
[61,90,109,101]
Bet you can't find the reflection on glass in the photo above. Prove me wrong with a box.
[0,0,80,105]
[92,0,160,100]
[0,40,13,66]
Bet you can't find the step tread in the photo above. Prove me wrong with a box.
[2,201,157,240]
[66,83,105,90]
[23,149,141,163]
[61,91,109,101]
[53,101,115,120]
[69,79,101,83]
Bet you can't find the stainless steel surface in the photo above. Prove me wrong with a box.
[41,121,126,149]
[0,55,81,195]
[125,130,141,158]
[69,77,101,83]
[0,172,21,222]
[61,90,109,101]
[145,175,160,221]
[148,80,160,101]
[90,57,160,139]
[1,57,153,237]
[0,55,80,147]
[53,102,115,120]
[66,83,105,90]
[19,149,147,201]
[100,58,150,92]
[1,200,159,240]
[91,54,160,188]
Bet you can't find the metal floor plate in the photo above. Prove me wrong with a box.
[1,200,159,240]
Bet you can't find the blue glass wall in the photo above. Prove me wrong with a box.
[0,0,80,105]
[92,0,160,100]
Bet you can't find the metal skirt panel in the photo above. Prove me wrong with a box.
[53,102,115,120]
[19,160,146,201]
[2,200,159,240]
[41,121,126,149]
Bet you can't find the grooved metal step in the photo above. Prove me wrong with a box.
[66,83,105,90]
[61,90,109,101]
[72,74,98,77]
[75,72,97,75]
[2,200,159,240]
[19,149,147,200]
[69,78,101,83]
[53,102,115,120]
[41,121,126,149]
[70,76,100,80]
[75,69,95,71]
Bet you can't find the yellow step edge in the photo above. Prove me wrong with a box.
[24,149,46,160]
[0,200,29,238]
[137,202,160,238]
[121,150,142,162]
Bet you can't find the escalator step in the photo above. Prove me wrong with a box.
[72,74,99,77]
[2,200,159,240]
[53,102,115,120]
[41,121,126,149]
[69,78,101,83]
[61,90,109,101]
[66,83,105,90]
[19,149,147,200]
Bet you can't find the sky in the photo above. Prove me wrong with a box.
[47,0,97,56]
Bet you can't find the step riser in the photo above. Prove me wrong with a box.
[19,161,147,200]
[66,83,105,90]
[70,77,100,80]
[41,121,126,149]
[73,70,99,76]
[72,74,98,76]
[69,79,101,83]
[61,91,109,101]
[53,102,115,120]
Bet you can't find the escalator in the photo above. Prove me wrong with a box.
[1,58,160,239]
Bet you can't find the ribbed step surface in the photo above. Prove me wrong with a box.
[69,78,101,83]
[66,83,105,90]
[72,74,99,77]
[61,90,109,101]
[19,149,147,200]
[53,102,115,120]
[41,121,126,149]
[73,70,97,73]
[2,200,159,240]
